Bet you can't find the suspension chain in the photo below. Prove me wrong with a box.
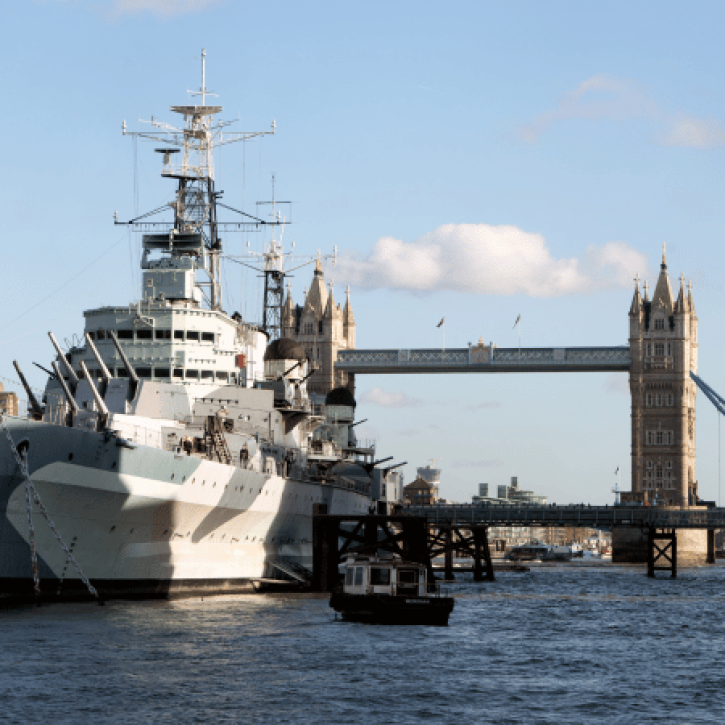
[0,415,102,604]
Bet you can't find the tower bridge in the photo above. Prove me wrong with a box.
[286,247,706,563]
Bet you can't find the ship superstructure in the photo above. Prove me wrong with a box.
[0,52,391,600]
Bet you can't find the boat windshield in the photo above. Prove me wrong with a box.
[398,569,419,584]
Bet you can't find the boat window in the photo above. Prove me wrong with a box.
[186,370,199,380]
[174,330,184,340]
[137,368,151,378]
[398,569,419,584]
[370,568,391,586]
[354,567,364,586]
[155,330,171,340]
[216,371,228,381]
[202,332,215,342]
[186,331,200,341]
[117,330,133,340]
[87,331,95,340]
[96,330,106,340]
[345,568,354,586]
[155,368,170,379]
[201,370,214,380]
[136,330,152,340]
[173,369,184,379]
[116,368,128,378]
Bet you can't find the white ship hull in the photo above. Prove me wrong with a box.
[0,418,371,599]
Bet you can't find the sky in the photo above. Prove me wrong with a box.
[3,0,725,505]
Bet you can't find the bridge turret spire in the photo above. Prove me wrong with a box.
[651,259,674,314]
[629,274,643,315]
[675,273,686,314]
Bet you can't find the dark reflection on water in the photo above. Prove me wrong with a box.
[3,564,725,724]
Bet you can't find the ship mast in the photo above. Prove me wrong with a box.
[120,49,275,311]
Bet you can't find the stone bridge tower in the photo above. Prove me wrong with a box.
[281,259,356,397]
[627,248,698,508]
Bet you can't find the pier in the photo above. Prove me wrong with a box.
[311,504,725,588]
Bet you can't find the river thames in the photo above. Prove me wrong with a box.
[2,563,725,724]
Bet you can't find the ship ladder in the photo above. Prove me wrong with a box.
[0,415,102,605]
[270,557,313,585]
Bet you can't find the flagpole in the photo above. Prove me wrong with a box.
[442,320,445,352]
[518,318,521,359]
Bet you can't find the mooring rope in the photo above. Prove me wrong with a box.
[0,415,102,605]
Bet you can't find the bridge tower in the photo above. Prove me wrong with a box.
[627,248,698,508]
[281,259,356,397]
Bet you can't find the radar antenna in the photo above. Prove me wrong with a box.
[224,175,337,340]
[116,49,276,312]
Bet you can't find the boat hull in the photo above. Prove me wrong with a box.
[329,592,455,626]
[0,417,371,602]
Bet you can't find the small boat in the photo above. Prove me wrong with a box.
[329,556,455,626]
[506,541,551,561]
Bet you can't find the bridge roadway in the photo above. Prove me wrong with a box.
[403,503,725,529]
[336,346,632,374]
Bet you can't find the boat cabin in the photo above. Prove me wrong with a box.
[342,556,428,598]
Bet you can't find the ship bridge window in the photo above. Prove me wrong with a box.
[137,368,151,378]
[354,567,364,586]
[96,330,106,340]
[345,568,354,586]
[398,569,419,584]
[174,331,184,340]
[155,330,171,340]
[186,370,199,380]
[117,330,133,340]
[155,368,170,379]
[117,368,129,378]
[136,330,153,340]
[370,568,391,586]
[88,331,96,341]
[202,332,215,342]
[173,369,184,379]
[201,370,214,380]
[187,331,200,341]
[216,371,228,381]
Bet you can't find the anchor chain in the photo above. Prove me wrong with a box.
[0,415,102,604]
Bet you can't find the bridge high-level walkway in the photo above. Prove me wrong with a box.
[336,346,632,374]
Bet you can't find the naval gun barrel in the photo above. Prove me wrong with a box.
[300,366,318,384]
[382,461,407,472]
[109,331,139,387]
[52,361,79,415]
[372,456,394,467]
[85,333,113,383]
[79,360,109,418]
[350,418,368,428]
[12,361,42,419]
[48,332,79,390]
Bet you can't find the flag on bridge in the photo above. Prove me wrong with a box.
[615,466,619,475]
[437,318,445,328]
[513,314,521,329]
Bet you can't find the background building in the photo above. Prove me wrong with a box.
[282,260,356,398]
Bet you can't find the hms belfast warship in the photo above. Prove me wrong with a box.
[0,52,379,600]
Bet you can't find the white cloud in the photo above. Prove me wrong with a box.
[519,75,658,143]
[104,0,219,19]
[358,387,424,408]
[336,224,647,298]
[519,74,725,150]
[661,116,725,148]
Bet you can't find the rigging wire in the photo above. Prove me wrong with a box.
[0,231,130,335]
